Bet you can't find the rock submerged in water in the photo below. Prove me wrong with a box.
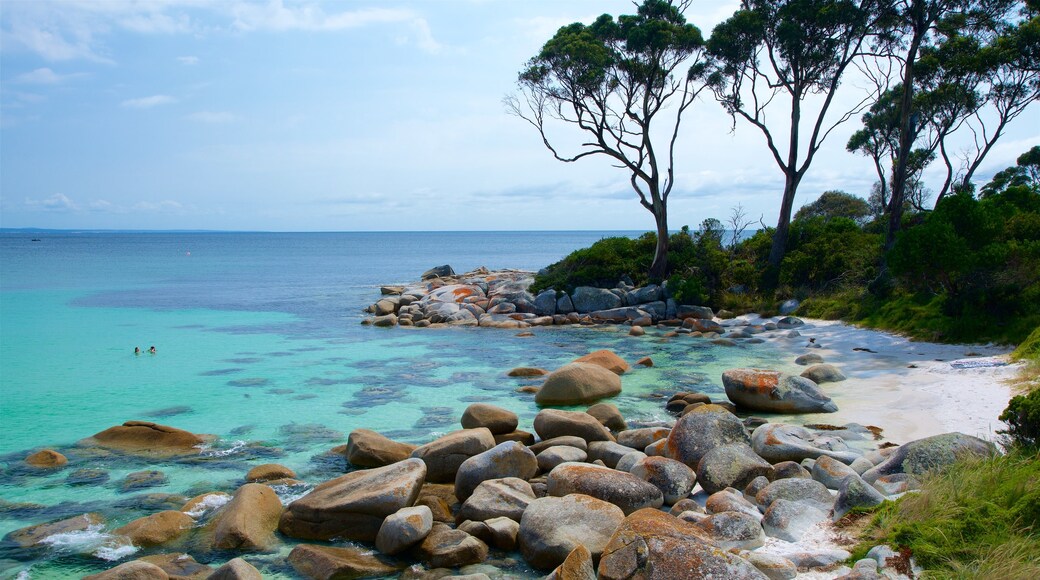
[534,362,622,406]
[722,369,838,413]
[81,421,213,456]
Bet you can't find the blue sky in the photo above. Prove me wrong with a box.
[1,0,1037,231]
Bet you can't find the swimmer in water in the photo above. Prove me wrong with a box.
[134,347,141,355]
[148,346,156,354]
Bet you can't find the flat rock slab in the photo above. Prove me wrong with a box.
[519,494,625,570]
[547,463,663,515]
[288,544,402,580]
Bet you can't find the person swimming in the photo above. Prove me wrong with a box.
[134,347,141,355]
[148,346,156,354]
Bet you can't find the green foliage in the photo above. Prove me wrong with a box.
[1012,326,1040,362]
[1000,388,1040,450]
[780,216,881,291]
[852,448,1040,578]
[530,235,655,294]
[794,190,871,223]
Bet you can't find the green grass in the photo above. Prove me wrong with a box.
[852,448,1040,579]
[1012,326,1040,362]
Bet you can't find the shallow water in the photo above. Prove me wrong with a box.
[1,231,810,578]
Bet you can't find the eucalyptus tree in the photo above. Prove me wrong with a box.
[507,0,708,279]
[706,0,886,276]
[873,0,1035,251]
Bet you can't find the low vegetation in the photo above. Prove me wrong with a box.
[533,147,1040,346]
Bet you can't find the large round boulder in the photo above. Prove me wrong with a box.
[519,494,625,570]
[800,364,847,384]
[533,409,614,442]
[410,428,496,483]
[25,449,68,468]
[536,446,588,472]
[209,558,262,580]
[114,510,194,548]
[460,403,518,434]
[586,403,627,431]
[571,287,622,314]
[696,511,766,551]
[343,429,417,468]
[597,508,767,580]
[547,463,663,515]
[617,427,671,450]
[861,432,997,484]
[761,499,829,542]
[81,421,212,457]
[755,478,834,512]
[278,457,426,541]
[664,405,750,469]
[572,350,631,375]
[375,505,433,556]
[210,483,283,551]
[83,561,168,580]
[535,363,622,406]
[454,441,537,502]
[415,523,489,568]
[752,423,861,464]
[832,473,885,521]
[722,369,837,413]
[696,444,774,495]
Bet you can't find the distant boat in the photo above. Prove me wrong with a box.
[31,238,41,242]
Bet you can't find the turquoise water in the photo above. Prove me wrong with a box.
[0,231,790,578]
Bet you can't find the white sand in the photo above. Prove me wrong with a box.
[747,317,1020,445]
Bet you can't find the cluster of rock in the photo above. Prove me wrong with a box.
[11,360,998,579]
[363,265,737,329]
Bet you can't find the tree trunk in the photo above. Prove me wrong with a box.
[767,171,800,269]
[885,22,924,253]
[648,201,669,280]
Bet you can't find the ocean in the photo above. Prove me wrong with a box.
[0,231,789,578]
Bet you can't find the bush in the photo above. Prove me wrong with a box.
[999,388,1040,450]
[531,234,655,294]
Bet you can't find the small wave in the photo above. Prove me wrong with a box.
[270,483,313,506]
[194,440,248,457]
[184,493,231,519]
[16,569,31,580]
[40,525,138,561]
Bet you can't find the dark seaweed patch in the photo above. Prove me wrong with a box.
[198,368,244,376]
[144,406,192,418]
[227,378,270,388]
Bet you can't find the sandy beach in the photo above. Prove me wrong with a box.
[758,317,1020,445]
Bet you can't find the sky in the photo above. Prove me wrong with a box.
[1,0,1037,232]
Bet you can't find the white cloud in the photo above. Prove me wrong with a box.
[24,193,79,212]
[121,95,177,109]
[132,200,185,213]
[14,67,86,84]
[185,111,236,123]
[177,55,199,65]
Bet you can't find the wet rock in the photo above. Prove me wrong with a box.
[279,457,426,541]
[66,468,110,486]
[683,318,725,333]
[114,510,194,548]
[537,446,588,472]
[416,524,489,568]
[535,363,622,406]
[634,356,654,367]
[245,463,296,483]
[81,421,212,457]
[180,492,231,518]
[629,456,696,504]
[455,441,537,502]
[25,449,68,468]
[507,367,549,377]
[761,498,829,542]
[533,409,613,443]
[586,403,627,432]
[376,505,433,555]
[861,432,997,484]
[211,483,283,551]
[547,463,663,515]
[411,428,496,483]
[460,403,518,434]
[519,494,625,570]
[459,516,520,551]
[665,404,750,469]
[120,470,168,492]
[458,477,535,523]
[572,350,631,375]
[84,561,168,580]
[696,443,774,495]
[776,314,803,327]
[597,508,766,580]
[422,265,455,280]
[344,428,418,468]
[722,369,837,413]
[752,423,861,464]
[800,364,847,384]
[208,558,263,580]
[833,473,886,521]
[136,553,212,579]
[493,429,536,446]
[696,511,766,550]
[288,544,402,580]
[4,513,105,548]
[873,473,917,495]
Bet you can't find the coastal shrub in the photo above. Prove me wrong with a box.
[780,217,882,291]
[1012,327,1040,362]
[999,389,1040,450]
[793,190,871,224]
[530,234,655,293]
[852,448,1040,577]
